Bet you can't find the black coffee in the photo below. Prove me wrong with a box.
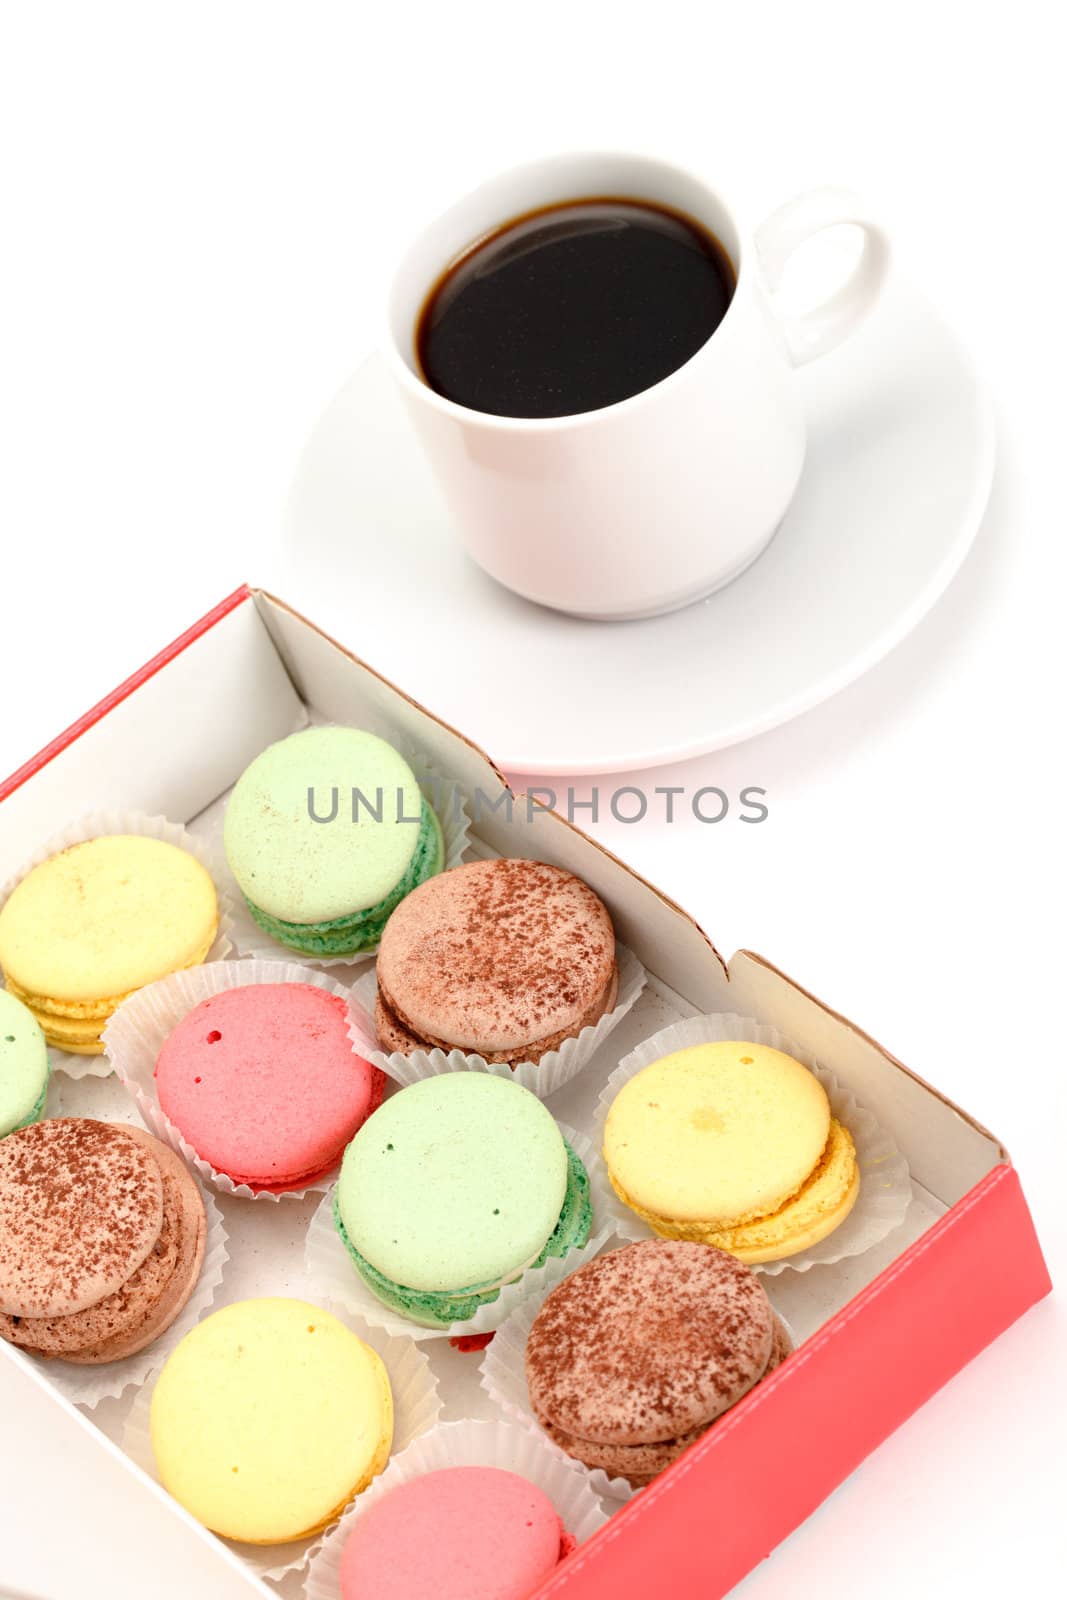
[415,197,735,419]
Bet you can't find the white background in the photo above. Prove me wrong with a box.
[1,2,1065,1596]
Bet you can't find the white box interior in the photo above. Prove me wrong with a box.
[0,591,1007,1600]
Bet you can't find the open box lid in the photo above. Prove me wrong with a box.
[2,584,1003,1202]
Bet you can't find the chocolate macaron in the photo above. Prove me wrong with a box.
[375,859,618,1068]
[0,1118,207,1364]
[524,1239,791,1486]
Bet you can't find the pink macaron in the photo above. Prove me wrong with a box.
[338,1465,575,1600]
[154,983,384,1192]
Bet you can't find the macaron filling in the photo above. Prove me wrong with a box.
[226,1158,355,1194]
[374,961,619,1067]
[11,1077,49,1132]
[243,799,443,957]
[225,1150,368,1195]
[334,1141,593,1327]
[0,989,50,1136]
[5,928,218,1053]
[221,1120,384,1195]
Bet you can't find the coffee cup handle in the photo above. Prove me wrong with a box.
[755,187,891,366]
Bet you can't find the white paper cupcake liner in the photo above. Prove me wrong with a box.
[481,1268,797,1503]
[304,1123,615,1341]
[0,810,235,1080]
[352,943,646,1100]
[25,1184,228,1409]
[121,1311,442,1582]
[304,1417,609,1600]
[220,749,473,969]
[594,1011,912,1275]
[102,959,382,1202]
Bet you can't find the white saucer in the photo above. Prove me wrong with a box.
[283,271,994,775]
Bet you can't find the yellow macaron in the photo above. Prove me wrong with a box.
[0,836,218,1053]
[604,1041,859,1264]
[150,1298,394,1544]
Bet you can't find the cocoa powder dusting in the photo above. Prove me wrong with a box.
[0,1164,183,1355]
[0,1119,165,1319]
[525,1239,774,1446]
[376,859,616,1052]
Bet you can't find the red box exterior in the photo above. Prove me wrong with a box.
[536,1164,1050,1597]
[0,590,1053,1600]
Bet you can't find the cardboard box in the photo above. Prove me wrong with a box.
[0,587,1052,1599]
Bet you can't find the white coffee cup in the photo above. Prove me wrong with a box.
[384,152,890,621]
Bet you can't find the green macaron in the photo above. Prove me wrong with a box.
[223,727,444,958]
[0,989,50,1137]
[334,1074,593,1328]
